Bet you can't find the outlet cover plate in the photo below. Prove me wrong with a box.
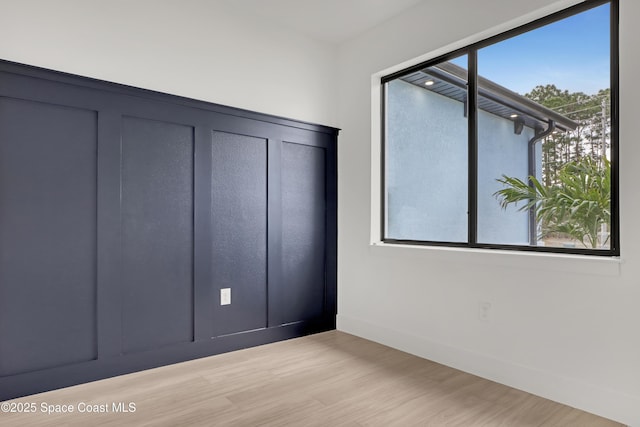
[221,288,231,305]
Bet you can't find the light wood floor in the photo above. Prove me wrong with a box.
[1,331,622,426]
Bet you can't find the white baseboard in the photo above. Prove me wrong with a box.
[337,314,639,427]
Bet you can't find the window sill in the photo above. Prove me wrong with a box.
[370,241,622,277]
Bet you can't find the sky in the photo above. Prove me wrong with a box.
[450,3,610,96]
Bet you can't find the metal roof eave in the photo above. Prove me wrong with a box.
[402,62,579,132]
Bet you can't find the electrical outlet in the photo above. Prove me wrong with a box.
[220,288,231,305]
[478,302,491,321]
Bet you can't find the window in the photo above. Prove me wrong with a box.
[382,0,618,256]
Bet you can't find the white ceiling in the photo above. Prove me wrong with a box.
[221,0,427,44]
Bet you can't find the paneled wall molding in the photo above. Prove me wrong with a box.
[0,59,338,400]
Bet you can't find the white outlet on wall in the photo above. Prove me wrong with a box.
[220,288,231,305]
[478,301,491,321]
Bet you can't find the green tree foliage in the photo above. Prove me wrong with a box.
[494,84,611,248]
[525,84,610,185]
[494,157,610,248]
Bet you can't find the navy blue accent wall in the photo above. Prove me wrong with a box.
[0,59,338,400]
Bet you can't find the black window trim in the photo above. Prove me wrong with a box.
[380,0,619,257]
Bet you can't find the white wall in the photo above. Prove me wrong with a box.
[337,0,640,425]
[0,0,338,127]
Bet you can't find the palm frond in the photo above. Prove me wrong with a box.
[495,157,610,248]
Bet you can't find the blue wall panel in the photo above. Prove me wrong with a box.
[0,59,338,400]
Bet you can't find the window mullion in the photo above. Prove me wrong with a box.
[468,49,478,246]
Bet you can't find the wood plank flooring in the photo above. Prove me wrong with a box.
[0,331,622,426]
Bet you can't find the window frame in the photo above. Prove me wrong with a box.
[380,0,619,257]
